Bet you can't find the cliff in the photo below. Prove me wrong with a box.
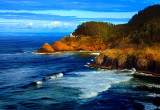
[35,36,106,53]
[88,47,160,75]
[52,41,74,51]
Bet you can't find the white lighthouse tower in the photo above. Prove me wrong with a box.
[70,33,75,37]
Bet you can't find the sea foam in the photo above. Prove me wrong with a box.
[54,70,133,99]
[31,73,63,85]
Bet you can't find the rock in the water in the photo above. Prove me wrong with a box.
[34,43,55,53]
[52,41,74,51]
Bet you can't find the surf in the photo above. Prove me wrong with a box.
[53,69,133,99]
[30,73,64,86]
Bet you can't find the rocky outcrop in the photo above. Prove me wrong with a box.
[52,41,74,51]
[76,45,96,51]
[34,43,55,53]
[89,49,160,75]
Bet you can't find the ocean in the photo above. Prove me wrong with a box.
[0,32,159,110]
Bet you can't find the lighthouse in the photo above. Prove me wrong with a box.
[70,33,75,37]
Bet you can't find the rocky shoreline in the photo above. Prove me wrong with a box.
[34,41,74,54]
[35,40,160,77]
[88,49,160,77]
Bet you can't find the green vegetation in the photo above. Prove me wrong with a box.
[131,18,160,44]
[70,5,160,47]
[73,21,114,40]
[128,5,160,28]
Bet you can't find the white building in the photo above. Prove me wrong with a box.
[70,33,75,37]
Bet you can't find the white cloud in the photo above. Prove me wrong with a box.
[29,22,33,26]
[51,21,61,26]
[0,18,76,31]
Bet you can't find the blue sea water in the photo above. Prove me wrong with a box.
[0,32,160,110]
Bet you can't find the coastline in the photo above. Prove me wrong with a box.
[34,38,160,80]
[87,49,160,81]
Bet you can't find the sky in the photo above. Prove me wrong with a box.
[0,0,159,33]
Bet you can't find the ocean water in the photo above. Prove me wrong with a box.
[0,32,160,110]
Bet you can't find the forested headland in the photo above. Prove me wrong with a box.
[35,5,160,75]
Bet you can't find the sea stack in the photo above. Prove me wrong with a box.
[34,43,55,53]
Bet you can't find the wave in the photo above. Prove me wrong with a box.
[30,73,63,86]
[33,52,55,55]
[45,73,63,80]
[54,70,133,99]
[147,93,160,97]
[0,53,24,55]
[78,70,132,99]
[0,50,34,55]
[33,52,74,55]
[90,53,100,55]
[80,92,98,99]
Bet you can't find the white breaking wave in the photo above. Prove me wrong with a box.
[36,80,43,85]
[56,73,63,78]
[0,53,23,55]
[54,70,133,99]
[91,59,94,61]
[45,73,63,80]
[147,93,160,97]
[33,52,55,55]
[33,73,63,85]
[90,53,100,55]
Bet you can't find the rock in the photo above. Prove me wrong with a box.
[118,55,127,68]
[94,54,105,65]
[155,61,160,73]
[136,57,149,71]
[89,49,160,74]
[69,41,78,48]
[60,36,66,42]
[52,41,74,51]
[76,45,96,51]
[34,43,55,53]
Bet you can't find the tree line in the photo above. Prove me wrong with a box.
[72,5,160,45]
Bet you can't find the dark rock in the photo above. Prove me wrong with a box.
[94,54,105,65]
[89,52,160,75]
[155,61,160,74]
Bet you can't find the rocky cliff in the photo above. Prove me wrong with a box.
[52,41,75,51]
[88,48,160,75]
[35,36,107,53]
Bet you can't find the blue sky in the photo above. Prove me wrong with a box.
[0,0,159,33]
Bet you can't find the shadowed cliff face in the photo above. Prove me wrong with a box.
[89,48,160,75]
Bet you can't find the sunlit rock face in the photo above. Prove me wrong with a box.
[52,41,74,51]
[34,43,55,53]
